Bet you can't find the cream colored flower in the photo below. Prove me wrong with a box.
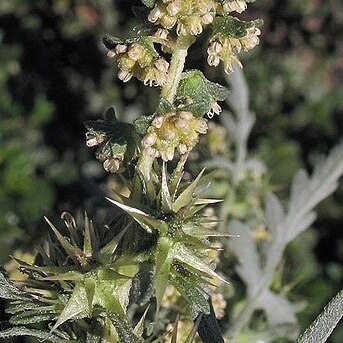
[142,111,208,162]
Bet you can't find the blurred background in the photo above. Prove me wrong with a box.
[0,0,342,341]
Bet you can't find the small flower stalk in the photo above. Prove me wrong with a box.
[0,0,262,342]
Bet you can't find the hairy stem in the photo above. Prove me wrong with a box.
[161,35,195,103]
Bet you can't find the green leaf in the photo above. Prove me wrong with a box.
[155,237,173,312]
[131,262,155,306]
[171,272,210,314]
[139,36,158,58]
[156,98,175,115]
[0,327,67,342]
[161,163,173,213]
[51,284,88,331]
[9,311,56,325]
[133,113,154,135]
[85,108,139,171]
[85,278,96,316]
[102,34,124,50]
[0,270,26,300]
[140,0,157,8]
[106,197,168,234]
[212,15,263,39]
[173,169,205,212]
[108,312,143,343]
[83,212,93,258]
[176,71,229,118]
[44,217,84,260]
[173,243,228,284]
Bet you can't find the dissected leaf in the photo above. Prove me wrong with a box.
[176,70,229,118]
[213,16,263,39]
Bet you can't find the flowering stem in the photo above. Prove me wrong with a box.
[161,35,195,103]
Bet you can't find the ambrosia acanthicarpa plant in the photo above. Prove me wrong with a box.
[0,1,262,342]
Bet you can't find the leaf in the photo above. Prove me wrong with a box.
[155,237,173,312]
[83,212,93,258]
[296,288,343,343]
[0,327,67,342]
[106,197,168,234]
[44,217,83,260]
[102,34,124,49]
[173,243,228,284]
[85,278,96,316]
[156,98,175,115]
[228,220,262,293]
[133,114,154,135]
[171,272,210,314]
[107,312,143,343]
[257,290,299,327]
[161,162,173,213]
[134,306,150,337]
[51,284,88,331]
[9,311,56,325]
[264,192,285,240]
[213,16,263,39]
[176,70,229,118]
[197,299,225,343]
[0,270,26,300]
[173,169,205,212]
[140,0,157,8]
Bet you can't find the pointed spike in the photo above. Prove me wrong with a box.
[174,243,229,285]
[83,212,93,258]
[173,169,206,213]
[155,237,173,315]
[84,278,95,317]
[194,198,223,205]
[38,271,83,281]
[61,212,80,247]
[185,315,202,343]
[99,221,132,263]
[133,305,150,337]
[171,314,179,343]
[106,197,167,234]
[161,162,173,213]
[44,217,84,261]
[169,152,189,198]
[51,284,88,332]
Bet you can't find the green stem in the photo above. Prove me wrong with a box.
[161,35,195,103]
[132,35,194,202]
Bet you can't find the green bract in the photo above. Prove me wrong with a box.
[176,70,230,118]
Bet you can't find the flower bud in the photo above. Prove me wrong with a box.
[152,116,164,128]
[115,44,128,54]
[118,70,132,82]
[201,13,214,25]
[142,133,157,148]
[154,58,169,72]
[128,43,145,61]
[166,0,181,16]
[107,49,116,58]
[160,14,177,29]
[148,6,163,23]
[154,28,169,40]
[194,119,208,134]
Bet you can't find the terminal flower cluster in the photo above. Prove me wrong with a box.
[147,0,252,37]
